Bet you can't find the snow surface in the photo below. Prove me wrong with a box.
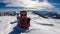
[0,12,60,34]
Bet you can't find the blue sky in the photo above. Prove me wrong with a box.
[48,0,60,10]
[0,0,60,11]
[40,0,60,9]
[48,0,60,4]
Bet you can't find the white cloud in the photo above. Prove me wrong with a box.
[52,3,60,5]
[2,0,55,10]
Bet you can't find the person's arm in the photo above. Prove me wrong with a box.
[16,13,19,20]
[27,18,31,25]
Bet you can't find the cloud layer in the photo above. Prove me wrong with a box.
[2,0,55,10]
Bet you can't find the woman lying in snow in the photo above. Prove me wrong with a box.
[9,11,31,34]
[17,10,31,28]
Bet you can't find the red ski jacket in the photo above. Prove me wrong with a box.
[18,16,30,28]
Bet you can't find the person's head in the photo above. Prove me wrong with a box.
[20,10,27,18]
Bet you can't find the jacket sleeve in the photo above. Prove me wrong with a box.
[27,18,31,25]
[17,17,20,24]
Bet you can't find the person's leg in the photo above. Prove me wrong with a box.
[18,27,29,33]
[9,26,21,34]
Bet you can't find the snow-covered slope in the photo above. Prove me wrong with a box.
[0,12,60,34]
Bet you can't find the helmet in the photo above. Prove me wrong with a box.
[20,10,27,16]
